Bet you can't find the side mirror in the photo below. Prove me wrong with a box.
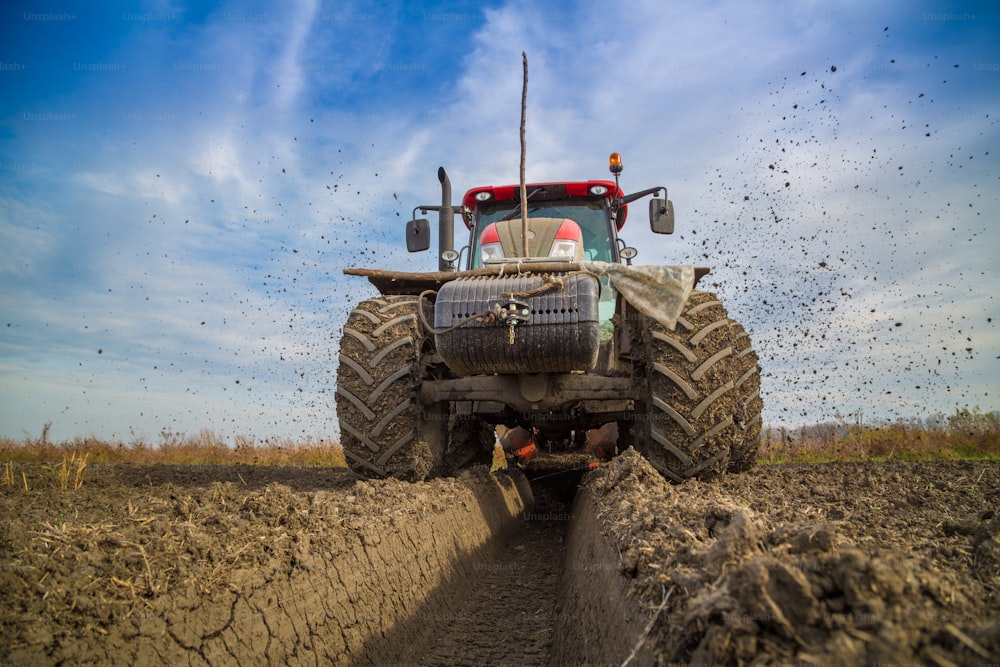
[649,198,674,234]
[406,218,431,252]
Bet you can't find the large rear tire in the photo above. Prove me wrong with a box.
[446,416,496,471]
[728,322,763,472]
[631,290,741,482]
[336,296,445,480]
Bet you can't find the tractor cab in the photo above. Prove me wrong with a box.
[462,181,627,269]
[404,153,675,271]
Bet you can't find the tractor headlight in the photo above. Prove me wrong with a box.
[548,239,579,259]
[480,242,505,264]
[548,218,582,260]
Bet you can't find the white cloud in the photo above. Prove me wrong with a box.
[0,197,61,278]
[272,0,318,109]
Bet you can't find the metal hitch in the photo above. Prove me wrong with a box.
[499,297,531,327]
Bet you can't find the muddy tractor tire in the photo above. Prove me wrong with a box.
[728,322,763,472]
[336,296,446,480]
[446,416,497,471]
[630,290,743,482]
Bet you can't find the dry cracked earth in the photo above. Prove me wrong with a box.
[1,452,998,666]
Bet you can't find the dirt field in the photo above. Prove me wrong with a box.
[1,454,998,665]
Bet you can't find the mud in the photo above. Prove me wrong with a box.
[0,463,532,665]
[1,456,998,665]
[565,451,1000,666]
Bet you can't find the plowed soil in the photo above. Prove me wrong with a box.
[1,455,998,666]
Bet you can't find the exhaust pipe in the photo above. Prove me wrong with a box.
[437,166,454,272]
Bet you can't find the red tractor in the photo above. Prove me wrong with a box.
[336,154,762,481]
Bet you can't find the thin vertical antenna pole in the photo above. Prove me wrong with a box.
[519,52,529,256]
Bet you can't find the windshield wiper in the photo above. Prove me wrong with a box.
[500,186,545,221]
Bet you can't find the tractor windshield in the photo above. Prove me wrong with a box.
[470,200,614,268]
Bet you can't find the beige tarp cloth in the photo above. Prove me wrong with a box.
[580,262,695,331]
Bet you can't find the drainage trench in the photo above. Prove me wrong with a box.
[376,468,653,667]
[407,474,577,666]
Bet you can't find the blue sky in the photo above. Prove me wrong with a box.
[1,0,998,443]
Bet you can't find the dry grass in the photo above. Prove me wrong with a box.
[43,452,89,490]
[0,425,347,468]
[759,408,1000,464]
[3,409,998,469]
